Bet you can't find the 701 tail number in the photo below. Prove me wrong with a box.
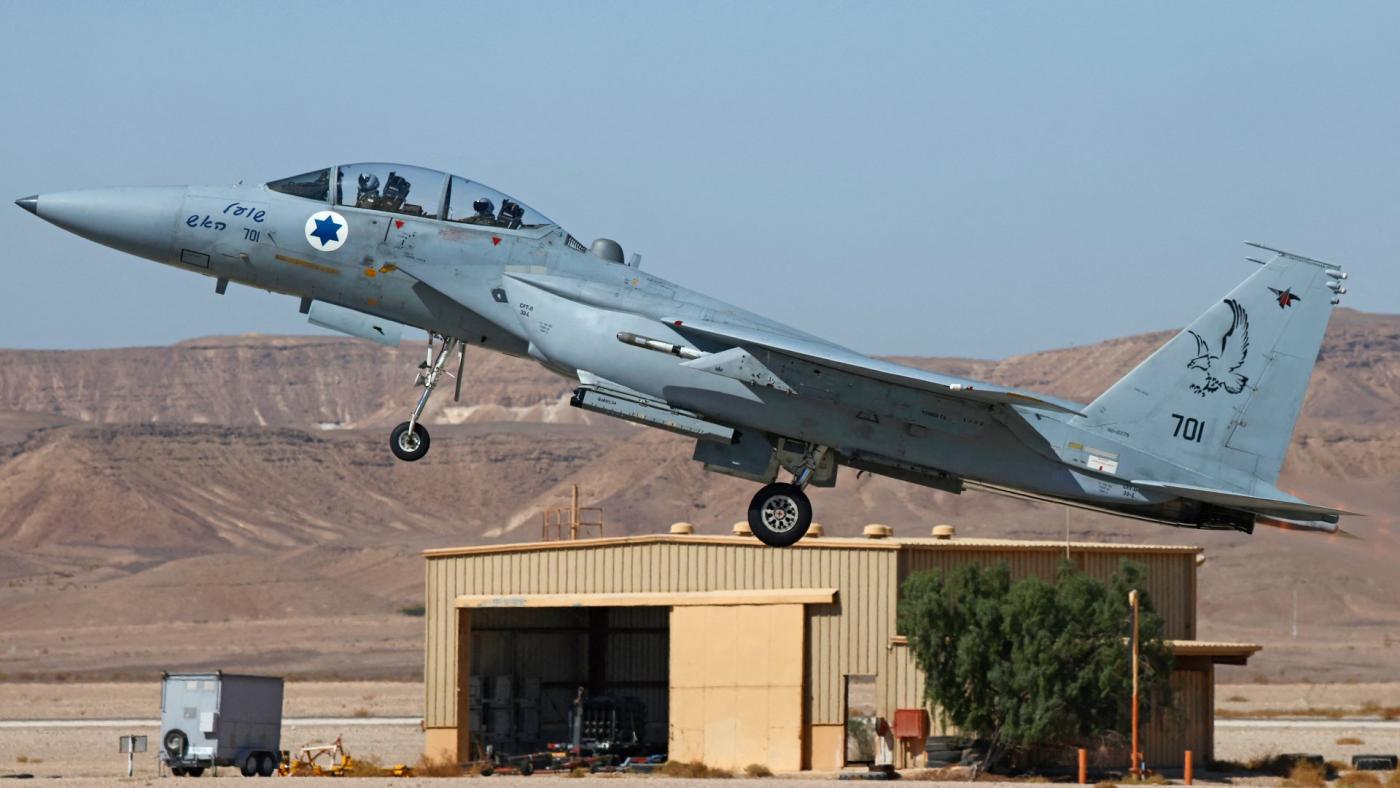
[1170,413,1204,443]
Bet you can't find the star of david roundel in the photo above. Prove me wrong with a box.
[305,210,348,252]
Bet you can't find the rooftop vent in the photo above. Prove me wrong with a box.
[863,523,892,539]
[732,521,753,537]
[669,522,694,535]
[932,524,956,540]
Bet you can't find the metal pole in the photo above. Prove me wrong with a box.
[127,750,133,778]
[570,484,580,540]
[1129,589,1141,777]
[1292,587,1298,640]
[1184,749,1193,785]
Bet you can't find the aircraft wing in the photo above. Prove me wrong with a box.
[664,317,1085,416]
[1129,479,1355,521]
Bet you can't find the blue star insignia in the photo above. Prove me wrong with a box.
[309,214,343,247]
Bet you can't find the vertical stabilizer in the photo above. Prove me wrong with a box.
[1077,244,1347,488]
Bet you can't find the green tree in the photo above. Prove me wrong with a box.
[898,559,1171,774]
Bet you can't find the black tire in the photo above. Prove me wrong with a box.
[164,729,189,760]
[480,765,495,777]
[520,761,534,776]
[241,754,258,777]
[390,421,430,462]
[258,754,275,777]
[171,766,187,777]
[186,767,204,777]
[747,482,812,547]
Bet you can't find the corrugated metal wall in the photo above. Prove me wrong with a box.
[1147,659,1212,765]
[425,540,899,728]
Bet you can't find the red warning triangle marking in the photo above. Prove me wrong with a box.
[394,219,404,229]
[491,237,501,246]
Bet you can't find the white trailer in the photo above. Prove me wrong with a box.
[159,672,283,777]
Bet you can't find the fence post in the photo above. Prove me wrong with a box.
[1078,748,1088,784]
[1184,750,1193,785]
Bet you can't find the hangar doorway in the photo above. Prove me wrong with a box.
[466,606,668,756]
[454,590,829,771]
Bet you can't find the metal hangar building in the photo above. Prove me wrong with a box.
[421,526,1257,772]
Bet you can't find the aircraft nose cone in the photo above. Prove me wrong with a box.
[15,195,37,214]
[25,186,187,264]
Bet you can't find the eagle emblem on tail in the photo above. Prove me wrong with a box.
[1187,298,1249,396]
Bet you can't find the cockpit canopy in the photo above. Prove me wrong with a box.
[266,163,558,234]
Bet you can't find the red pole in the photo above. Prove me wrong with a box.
[1184,750,1193,785]
[1078,748,1088,784]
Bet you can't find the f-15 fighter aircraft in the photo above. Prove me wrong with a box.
[16,163,1356,545]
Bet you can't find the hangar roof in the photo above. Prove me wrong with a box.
[423,532,1201,559]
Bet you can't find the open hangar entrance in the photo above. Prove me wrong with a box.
[445,590,824,772]
[465,605,670,755]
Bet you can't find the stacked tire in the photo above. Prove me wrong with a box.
[924,735,966,767]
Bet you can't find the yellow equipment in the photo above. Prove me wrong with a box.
[278,736,413,778]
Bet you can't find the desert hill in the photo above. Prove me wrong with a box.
[0,309,1397,682]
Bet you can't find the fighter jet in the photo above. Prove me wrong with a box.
[15,163,1356,546]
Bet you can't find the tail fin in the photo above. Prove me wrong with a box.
[1078,243,1347,487]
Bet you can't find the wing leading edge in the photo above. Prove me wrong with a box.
[664,318,1085,417]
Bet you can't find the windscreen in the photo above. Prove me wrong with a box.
[266,168,330,201]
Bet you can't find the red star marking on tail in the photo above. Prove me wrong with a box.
[1268,287,1301,308]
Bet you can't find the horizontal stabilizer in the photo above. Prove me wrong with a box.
[1131,479,1356,523]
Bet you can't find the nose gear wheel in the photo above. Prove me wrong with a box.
[388,334,463,462]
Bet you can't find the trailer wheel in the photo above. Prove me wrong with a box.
[520,761,534,776]
[186,767,204,777]
[170,766,187,777]
[241,754,258,777]
[164,729,189,759]
[258,754,275,777]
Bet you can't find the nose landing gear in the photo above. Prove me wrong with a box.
[747,444,827,547]
[389,334,464,462]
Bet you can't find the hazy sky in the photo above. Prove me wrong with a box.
[2,2,1396,359]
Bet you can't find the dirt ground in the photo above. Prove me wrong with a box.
[1216,683,1400,715]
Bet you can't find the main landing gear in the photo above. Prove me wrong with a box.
[390,334,464,462]
[747,444,828,548]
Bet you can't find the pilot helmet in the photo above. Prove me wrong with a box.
[473,197,494,216]
[358,173,380,191]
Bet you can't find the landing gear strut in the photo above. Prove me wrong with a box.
[390,334,464,462]
[748,444,827,547]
